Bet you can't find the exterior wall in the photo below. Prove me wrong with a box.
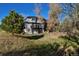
[24,17,45,35]
[24,24,31,34]
[24,18,33,34]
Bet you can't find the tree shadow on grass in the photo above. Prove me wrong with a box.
[2,43,61,56]
[14,34,44,40]
[2,42,78,56]
[59,34,79,45]
[57,32,79,56]
[25,35,44,39]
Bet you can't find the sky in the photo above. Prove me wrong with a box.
[0,3,71,23]
[0,3,49,22]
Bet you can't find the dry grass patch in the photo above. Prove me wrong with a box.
[0,31,78,55]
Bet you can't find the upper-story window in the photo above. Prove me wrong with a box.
[32,18,36,22]
[25,18,32,22]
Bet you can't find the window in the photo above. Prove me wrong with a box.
[32,18,36,22]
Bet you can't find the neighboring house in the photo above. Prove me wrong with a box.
[24,16,47,34]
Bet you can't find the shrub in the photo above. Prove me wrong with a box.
[1,10,24,34]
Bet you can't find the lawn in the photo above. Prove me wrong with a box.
[0,30,79,56]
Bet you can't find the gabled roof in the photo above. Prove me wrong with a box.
[26,16,37,19]
[25,16,47,23]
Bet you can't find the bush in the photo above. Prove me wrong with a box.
[1,10,24,34]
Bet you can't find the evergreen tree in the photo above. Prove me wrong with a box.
[1,10,24,34]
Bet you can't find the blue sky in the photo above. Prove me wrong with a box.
[0,3,49,21]
[0,3,71,22]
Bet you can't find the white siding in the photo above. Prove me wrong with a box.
[24,17,45,34]
[24,23,32,34]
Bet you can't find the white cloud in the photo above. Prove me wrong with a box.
[20,13,27,19]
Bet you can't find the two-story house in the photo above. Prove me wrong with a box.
[23,16,47,35]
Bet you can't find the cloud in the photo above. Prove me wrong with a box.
[20,13,27,19]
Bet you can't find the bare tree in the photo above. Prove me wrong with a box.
[47,3,61,32]
[34,3,41,16]
[34,4,46,25]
